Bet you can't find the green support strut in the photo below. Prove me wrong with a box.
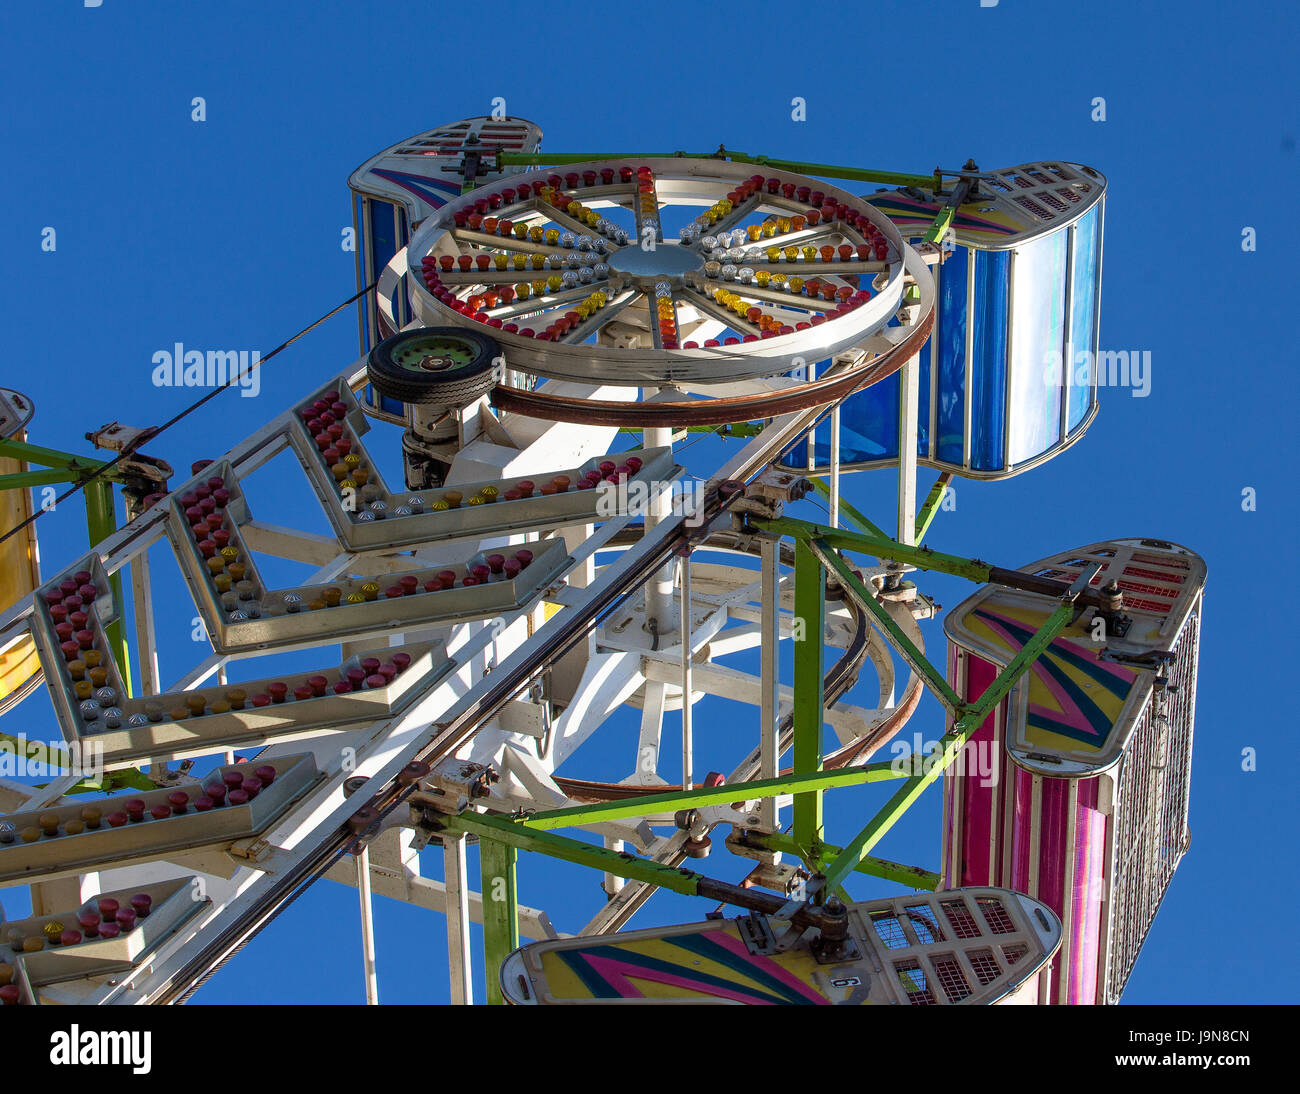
[479,837,518,1006]
[792,539,826,859]
[818,587,1085,896]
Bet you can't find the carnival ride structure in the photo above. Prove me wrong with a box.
[0,116,1203,1006]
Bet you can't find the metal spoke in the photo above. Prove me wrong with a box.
[435,268,608,287]
[687,191,762,244]
[526,199,618,245]
[486,282,608,321]
[449,228,562,257]
[690,278,841,314]
[676,285,763,338]
[735,223,851,253]
[737,259,885,277]
[558,287,640,345]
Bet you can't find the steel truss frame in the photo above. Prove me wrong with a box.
[0,144,1088,1008]
[461,511,1095,1001]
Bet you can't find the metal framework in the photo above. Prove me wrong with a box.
[0,134,1183,1008]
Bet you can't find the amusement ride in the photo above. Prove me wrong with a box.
[0,116,1202,1005]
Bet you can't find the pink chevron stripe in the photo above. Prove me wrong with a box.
[707,931,831,1003]
[974,613,1135,738]
[582,953,780,1004]
[972,616,1094,734]
[1047,637,1136,684]
[978,610,1134,684]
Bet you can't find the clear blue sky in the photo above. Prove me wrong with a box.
[0,0,1296,1004]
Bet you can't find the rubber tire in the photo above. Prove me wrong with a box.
[366,327,501,407]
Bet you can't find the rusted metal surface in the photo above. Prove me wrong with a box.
[490,306,934,427]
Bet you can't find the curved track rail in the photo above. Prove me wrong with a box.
[553,529,924,803]
[148,243,937,1004]
[490,304,932,427]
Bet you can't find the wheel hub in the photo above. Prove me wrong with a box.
[606,241,704,290]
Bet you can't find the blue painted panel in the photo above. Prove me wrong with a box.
[971,249,1010,470]
[1067,206,1100,432]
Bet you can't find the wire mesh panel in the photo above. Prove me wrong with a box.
[905,904,946,944]
[941,898,983,939]
[969,948,1004,985]
[943,539,1206,1004]
[895,960,938,1005]
[871,912,911,949]
[1002,943,1029,966]
[1103,608,1200,1003]
[977,895,1017,936]
[932,955,974,1002]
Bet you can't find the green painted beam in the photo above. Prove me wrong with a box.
[617,422,763,438]
[64,768,157,794]
[922,202,959,245]
[499,152,698,165]
[0,468,82,490]
[519,761,907,831]
[818,594,1080,895]
[792,539,826,854]
[750,831,940,891]
[819,761,952,895]
[728,153,937,190]
[962,595,1078,724]
[808,477,889,538]
[914,472,953,544]
[0,437,110,473]
[759,517,993,584]
[479,835,518,1006]
[444,811,705,898]
[807,538,963,713]
[497,152,937,191]
[0,734,153,793]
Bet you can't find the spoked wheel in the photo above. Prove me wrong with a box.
[405,158,932,419]
[366,327,502,409]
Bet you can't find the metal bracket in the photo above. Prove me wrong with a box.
[737,910,778,956]
[728,469,812,521]
[416,758,500,817]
